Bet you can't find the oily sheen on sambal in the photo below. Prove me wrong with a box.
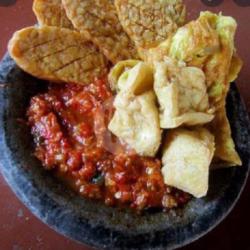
[27,78,190,211]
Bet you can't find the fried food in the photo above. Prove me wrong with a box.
[114,0,186,49]
[143,11,220,63]
[8,26,108,85]
[172,12,241,166]
[108,62,161,157]
[143,12,241,167]
[148,12,239,107]
[162,128,215,198]
[33,0,73,29]
[203,13,238,107]
[62,0,139,64]
[209,105,242,167]
[114,61,154,95]
[228,53,243,84]
[153,58,214,128]
[108,60,140,92]
[208,52,242,167]
[203,14,241,166]
[169,12,220,67]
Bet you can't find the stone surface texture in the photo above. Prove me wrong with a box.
[0,53,249,249]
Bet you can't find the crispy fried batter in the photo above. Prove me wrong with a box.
[115,0,186,49]
[33,0,73,29]
[108,59,141,91]
[146,12,238,109]
[162,128,215,198]
[143,12,241,167]
[208,53,242,167]
[108,62,161,157]
[62,0,139,64]
[153,58,214,129]
[143,12,220,63]
[8,26,108,85]
[209,105,242,167]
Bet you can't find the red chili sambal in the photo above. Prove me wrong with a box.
[27,78,190,211]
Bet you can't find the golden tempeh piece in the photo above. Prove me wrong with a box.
[115,0,186,49]
[62,0,139,64]
[8,26,108,85]
[33,0,74,29]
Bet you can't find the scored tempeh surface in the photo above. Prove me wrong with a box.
[115,0,186,49]
[33,0,74,29]
[8,26,108,85]
[62,0,139,64]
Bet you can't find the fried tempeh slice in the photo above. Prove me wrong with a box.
[8,26,108,85]
[33,0,74,29]
[115,0,186,49]
[62,0,139,64]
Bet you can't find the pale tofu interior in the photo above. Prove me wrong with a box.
[154,58,215,129]
[108,62,161,157]
[161,128,215,198]
[108,60,141,92]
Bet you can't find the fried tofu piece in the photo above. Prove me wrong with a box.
[162,128,215,198]
[108,62,161,157]
[143,11,220,63]
[228,53,243,84]
[115,61,154,95]
[62,0,139,64]
[204,14,241,167]
[154,58,214,128]
[169,12,220,67]
[108,59,141,92]
[144,12,241,167]
[33,0,73,29]
[209,105,242,167]
[202,14,241,166]
[109,91,161,157]
[8,26,108,85]
[114,0,186,49]
[138,11,240,97]
[203,13,238,107]
[147,12,239,107]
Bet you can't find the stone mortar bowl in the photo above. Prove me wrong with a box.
[0,54,250,250]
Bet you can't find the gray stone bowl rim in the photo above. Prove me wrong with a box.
[0,54,250,250]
